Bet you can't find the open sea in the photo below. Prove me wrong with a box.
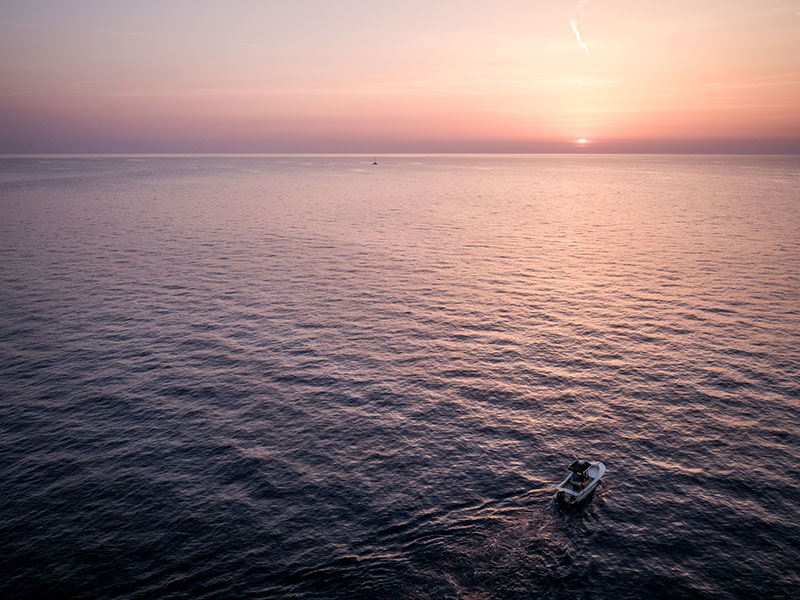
[1,154,798,599]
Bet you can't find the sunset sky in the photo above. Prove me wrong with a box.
[1,0,798,153]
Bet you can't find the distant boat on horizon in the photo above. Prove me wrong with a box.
[372,156,378,165]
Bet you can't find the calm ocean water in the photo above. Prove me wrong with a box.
[1,155,798,599]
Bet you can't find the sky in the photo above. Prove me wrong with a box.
[1,0,798,153]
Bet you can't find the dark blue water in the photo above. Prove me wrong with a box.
[1,155,799,599]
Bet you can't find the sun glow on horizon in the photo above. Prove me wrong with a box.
[576,138,589,145]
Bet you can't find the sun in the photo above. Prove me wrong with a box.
[576,138,589,144]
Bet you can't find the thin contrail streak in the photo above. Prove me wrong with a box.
[569,19,590,56]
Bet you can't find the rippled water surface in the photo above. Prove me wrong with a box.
[1,155,799,599]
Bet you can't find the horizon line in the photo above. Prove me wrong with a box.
[2,151,799,158]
